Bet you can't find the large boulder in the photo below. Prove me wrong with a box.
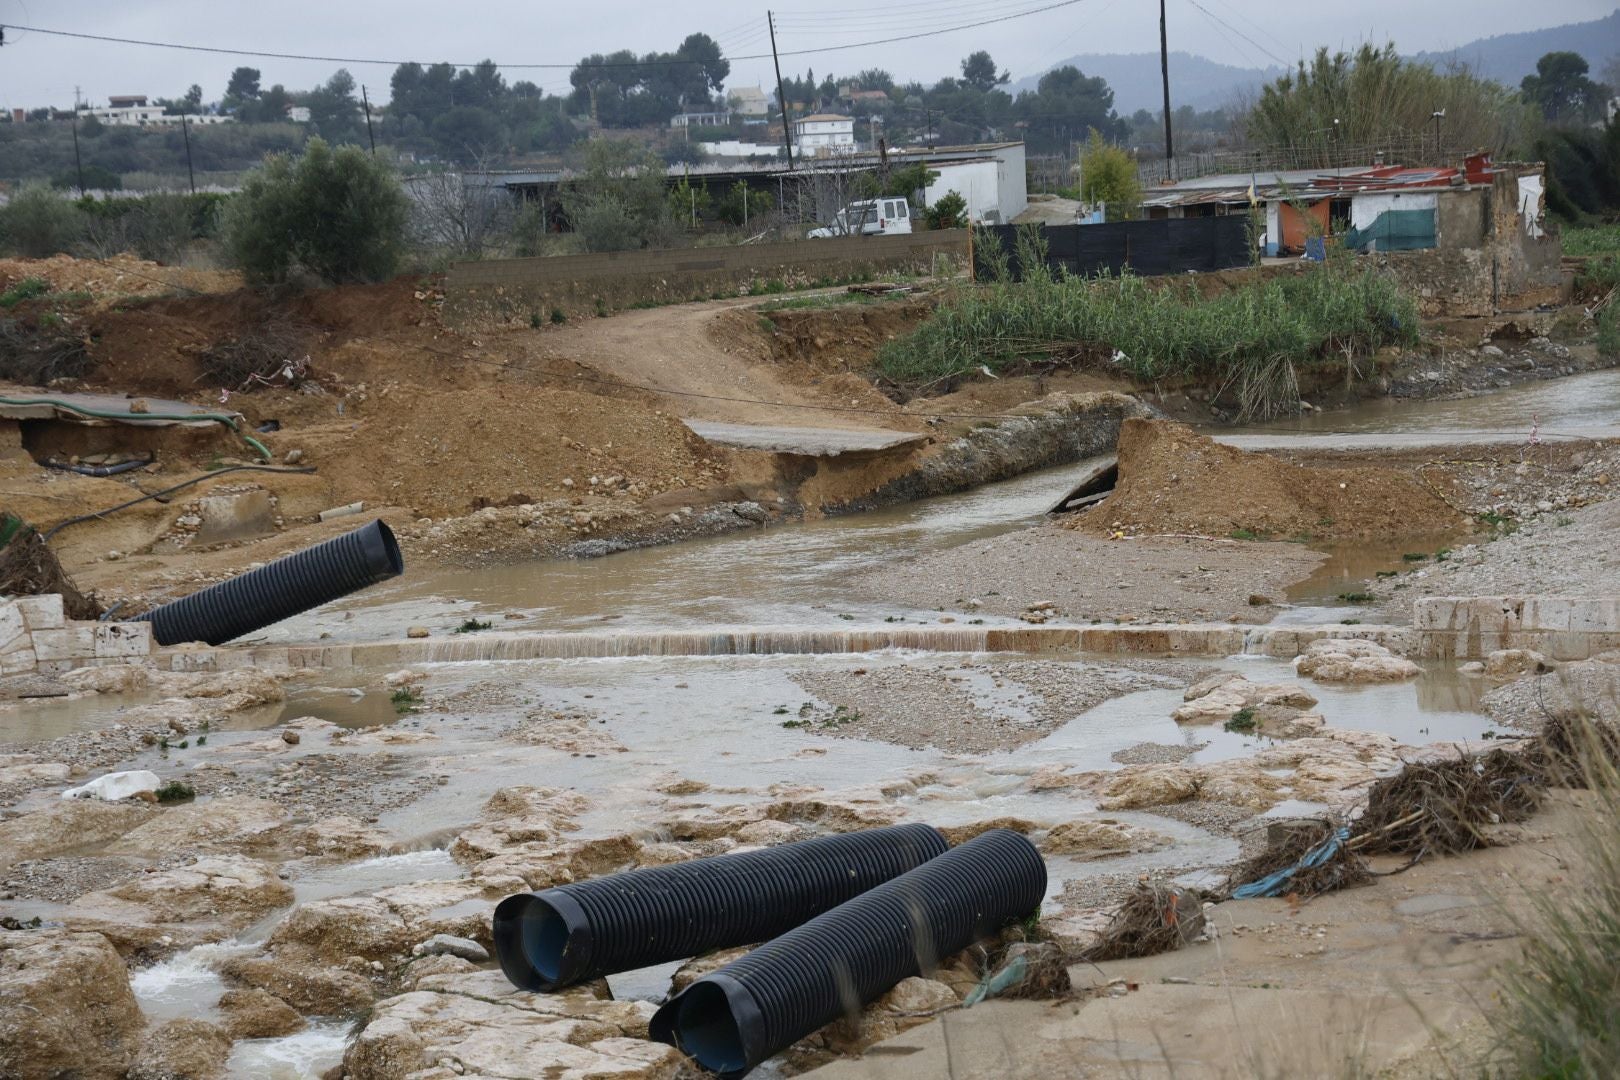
[268,879,500,964]
[126,1019,231,1080]
[66,855,294,954]
[218,988,304,1040]
[342,970,684,1080]
[0,798,151,869]
[1097,765,1201,810]
[1296,639,1419,683]
[107,796,288,857]
[0,928,144,1079]
[1042,818,1169,859]
[219,945,376,1016]
[1173,673,1318,724]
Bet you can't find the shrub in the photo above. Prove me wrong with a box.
[223,138,410,284]
[0,279,49,308]
[0,185,82,258]
[926,191,969,230]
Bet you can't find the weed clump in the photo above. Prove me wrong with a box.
[453,618,493,634]
[391,687,424,714]
[876,262,1418,418]
[154,781,196,803]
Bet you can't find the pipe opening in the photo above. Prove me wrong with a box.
[368,519,405,577]
[518,898,572,986]
[673,980,748,1075]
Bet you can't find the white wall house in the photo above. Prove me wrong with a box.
[88,96,229,127]
[792,114,856,155]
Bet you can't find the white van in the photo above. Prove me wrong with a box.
[808,198,913,238]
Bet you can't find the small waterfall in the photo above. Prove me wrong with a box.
[394,626,1009,663]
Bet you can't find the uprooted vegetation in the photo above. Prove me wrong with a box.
[0,316,94,385]
[0,516,102,619]
[875,258,1419,417]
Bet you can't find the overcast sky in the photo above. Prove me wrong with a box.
[1,0,1615,109]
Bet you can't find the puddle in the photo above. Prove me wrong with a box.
[1284,535,1463,606]
[225,1020,352,1079]
[0,691,162,745]
[276,685,404,730]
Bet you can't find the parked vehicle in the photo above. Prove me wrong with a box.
[808,198,913,238]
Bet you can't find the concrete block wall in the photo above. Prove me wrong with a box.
[0,595,153,676]
[1414,597,1620,661]
[443,230,969,326]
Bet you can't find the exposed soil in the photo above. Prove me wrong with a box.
[1069,418,1469,542]
[0,254,241,306]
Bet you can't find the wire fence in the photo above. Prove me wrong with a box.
[1136,134,1447,186]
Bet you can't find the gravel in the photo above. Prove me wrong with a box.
[787,657,1199,753]
[853,527,1325,625]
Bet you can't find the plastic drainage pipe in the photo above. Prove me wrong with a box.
[138,518,403,646]
[649,828,1047,1078]
[492,823,949,993]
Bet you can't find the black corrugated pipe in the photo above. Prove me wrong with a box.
[649,828,1046,1077]
[138,518,403,646]
[493,824,949,993]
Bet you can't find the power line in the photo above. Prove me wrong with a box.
[1180,0,1288,67]
[0,4,1090,73]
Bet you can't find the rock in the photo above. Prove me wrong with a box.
[1459,661,1487,676]
[406,626,430,639]
[383,669,426,688]
[1098,765,1201,810]
[821,977,960,1056]
[342,970,680,1080]
[732,819,806,846]
[269,879,497,964]
[108,796,288,857]
[0,798,151,870]
[66,856,294,954]
[0,928,144,1079]
[1248,594,1273,606]
[280,728,301,746]
[670,947,752,994]
[400,953,477,990]
[291,816,396,859]
[411,933,489,962]
[0,760,71,786]
[218,988,305,1040]
[62,769,161,801]
[284,449,304,464]
[1174,674,1318,724]
[937,818,1039,845]
[1295,639,1419,683]
[1485,649,1554,679]
[220,945,376,1015]
[62,664,152,694]
[127,1019,231,1080]
[1042,818,1169,859]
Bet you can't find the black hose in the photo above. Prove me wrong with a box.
[649,829,1047,1077]
[41,465,318,541]
[137,518,403,646]
[42,456,152,477]
[493,824,949,993]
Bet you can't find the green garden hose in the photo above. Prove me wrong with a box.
[0,396,272,462]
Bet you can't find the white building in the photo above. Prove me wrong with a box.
[727,86,771,117]
[88,96,228,127]
[923,143,1029,225]
[286,106,311,123]
[670,111,731,129]
[792,113,856,155]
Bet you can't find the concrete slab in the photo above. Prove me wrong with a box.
[682,420,927,456]
[0,390,239,427]
[1216,428,1620,451]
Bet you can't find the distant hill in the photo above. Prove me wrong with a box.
[1412,9,1620,85]
[1007,51,1283,114]
[1012,11,1620,120]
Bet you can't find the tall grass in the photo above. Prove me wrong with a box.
[1561,225,1620,257]
[1499,711,1620,1078]
[876,262,1419,417]
[1598,305,1620,358]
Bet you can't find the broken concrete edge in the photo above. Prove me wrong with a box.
[7,596,1619,680]
[0,595,152,677]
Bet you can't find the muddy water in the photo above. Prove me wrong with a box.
[1221,368,1620,449]
[253,457,1112,643]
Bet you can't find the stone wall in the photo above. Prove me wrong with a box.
[1414,596,1620,661]
[0,595,152,676]
[443,230,969,326]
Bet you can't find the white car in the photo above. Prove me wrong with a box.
[808,198,913,238]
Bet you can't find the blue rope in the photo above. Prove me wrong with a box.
[1231,826,1351,900]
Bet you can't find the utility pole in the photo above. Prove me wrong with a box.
[1159,0,1173,177]
[768,12,795,170]
[70,110,85,195]
[181,114,196,194]
[361,85,377,155]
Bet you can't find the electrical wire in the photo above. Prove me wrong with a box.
[1,3,1090,71]
[41,464,318,541]
[1181,0,1288,67]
